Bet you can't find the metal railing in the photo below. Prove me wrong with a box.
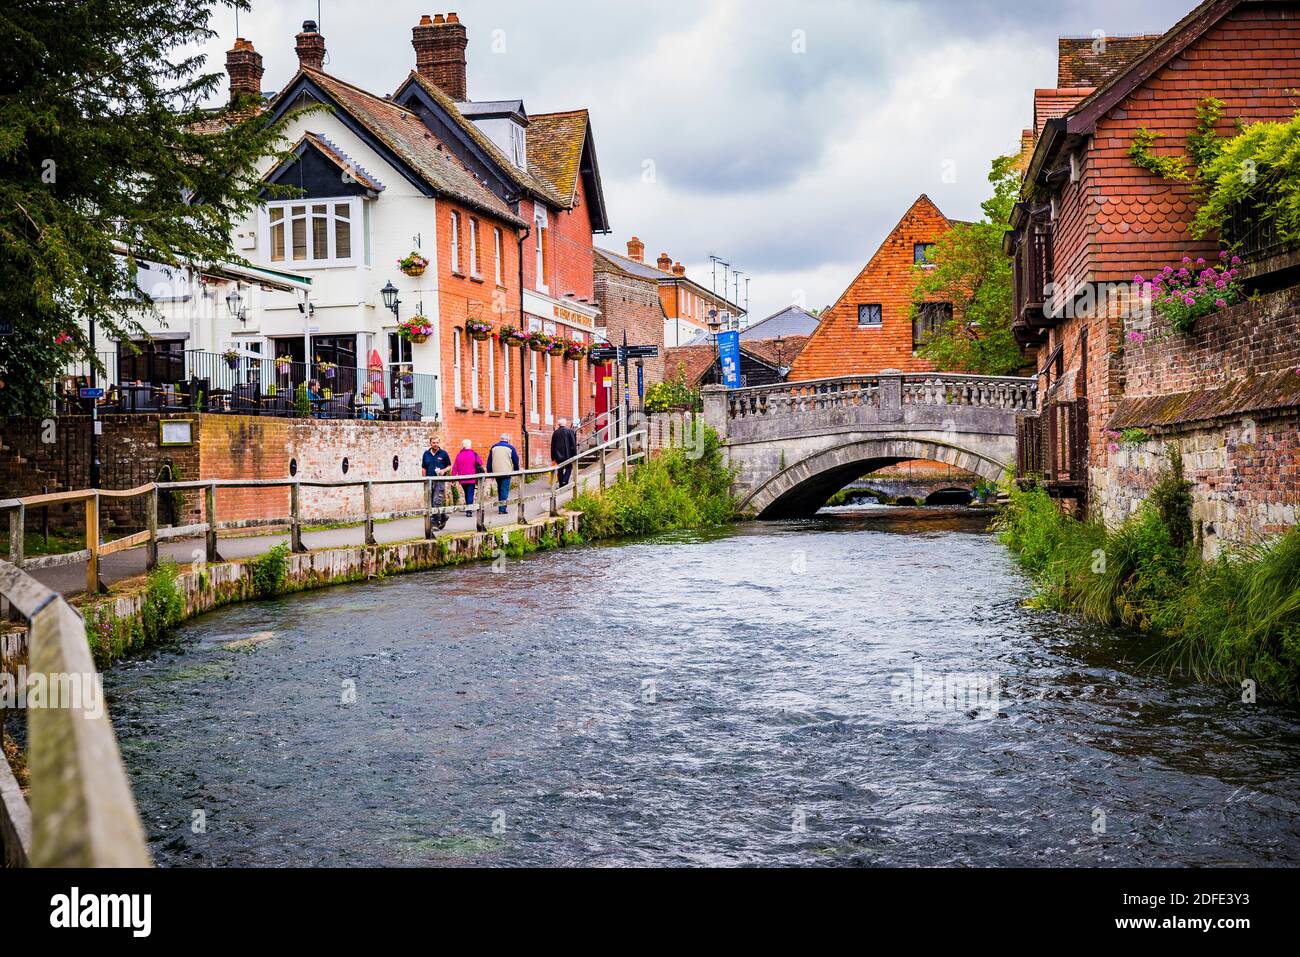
[724,372,1038,419]
[0,430,647,867]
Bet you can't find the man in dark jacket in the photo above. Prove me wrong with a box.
[550,417,578,488]
[421,434,452,529]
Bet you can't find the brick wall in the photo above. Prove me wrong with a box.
[1090,283,1300,552]
[437,197,528,457]
[790,195,950,380]
[0,414,201,532]
[594,261,667,386]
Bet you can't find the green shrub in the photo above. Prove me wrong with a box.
[142,559,185,643]
[250,542,291,598]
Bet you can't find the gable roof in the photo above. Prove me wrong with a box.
[664,338,810,387]
[1034,88,1094,134]
[740,304,821,340]
[1056,34,1163,87]
[290,132,386,193]
[268,68,526,227]
[529,109,611,233]
[594,246,669,281]
[397,71,567,208]
[1065,0,1240,134]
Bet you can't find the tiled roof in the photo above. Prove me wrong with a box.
[1034,88,1094,133]
[300,132,385,192]
[1057,34,1163,87]
[527,110,589,204]
[663,345,717,387]
[296,68,525,226]
[401,72,567,208]
[1108,369,1300,430]
[742,336,810,369]
[738,305,821,340]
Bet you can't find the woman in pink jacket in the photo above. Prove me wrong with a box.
[452,439,485,517]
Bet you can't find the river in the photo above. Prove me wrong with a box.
[104,509,1300,866]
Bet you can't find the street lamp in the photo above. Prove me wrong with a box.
[225,286,247,324]
[381,280,401,319]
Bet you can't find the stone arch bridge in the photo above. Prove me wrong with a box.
[700,372,1038,517]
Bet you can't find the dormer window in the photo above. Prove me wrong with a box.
[511,124,527,169]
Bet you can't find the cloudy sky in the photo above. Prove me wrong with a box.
[195,0,1192,320]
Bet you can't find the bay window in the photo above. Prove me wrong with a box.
[267,200,356,265]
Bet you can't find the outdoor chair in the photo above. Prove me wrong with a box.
[398,402,423,421]
[231,383,260,415]
[323,392,353,419]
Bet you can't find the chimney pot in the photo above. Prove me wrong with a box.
[413,12,469,100]
[656,252,672,271]
[295,20,326,71]
[626,236,645,262]
[226,37,264,103]
[672,262,686,277]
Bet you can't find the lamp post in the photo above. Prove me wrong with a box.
[225,286,247,324]
[381,281,403,416]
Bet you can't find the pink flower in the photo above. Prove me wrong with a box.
[1219,250,1230,259]
[1164,266,1174,275]
[1196,257,1206,266]
[1108,443,1120,453]
[1183,257,1192,264]
[1215,279,1226,289]
[1133,274,1145,284]
[1215,299,1226,308]
[1184,296,1195,305]
[1127,330,1146,343]
[1231,256,1241,266]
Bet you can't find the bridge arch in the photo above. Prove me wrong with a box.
[739,437,1006,518]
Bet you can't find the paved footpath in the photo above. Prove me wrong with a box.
[26,453,626,599]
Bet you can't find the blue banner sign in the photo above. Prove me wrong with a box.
[79,387,104,399]
[717,330,741,389]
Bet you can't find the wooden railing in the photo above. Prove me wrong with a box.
[1016,399,1087,497]
[0,562,152,867]
[0,431,647,867]
[1,433,646,582]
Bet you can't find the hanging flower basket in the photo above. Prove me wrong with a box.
[222,349,240,370]
[398,251,429,278]
[544,338,566,357]
[316,359,337,379]
[562,340,587,361]
[499,324,526,347]
[397,316,434,344]
[401,372,414,386]
[276,358,292,373]
[528,333,551,352]
[465,318,493,341]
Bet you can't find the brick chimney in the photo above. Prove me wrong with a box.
[226,38,264,103]
[672,262,686,277]
[295,20,326,71]
[413,12,468,101]
[626,237,644,262]
[656,252,672,271]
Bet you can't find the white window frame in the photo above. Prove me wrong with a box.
[571,358,579,421]
[544,353,554,425]
[469,218,480,279]
[450,212,462,274]
[453,328,463,407]
[487,339,497,411]
[470,336,480,409]
[534,208,549,293]
[529,350,539,424]
[494,228,504,285]
[502,340,511,412]
[262,198,360,267]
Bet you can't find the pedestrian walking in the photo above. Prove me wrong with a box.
[487,432,520,515]
[421,434,451,530]
[551,417,578,488]
[452,439,485,517]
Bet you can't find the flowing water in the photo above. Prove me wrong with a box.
[105,510,1300,867]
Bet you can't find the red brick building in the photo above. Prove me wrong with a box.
[789,194,956,380]
[1010,0,1300,549]
[392,14,611,463]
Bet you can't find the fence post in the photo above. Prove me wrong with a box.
[549,468,559,518]
[145,487,158,570]
[423,480,435,540]
[290,482,304,553]
[204,483,218,564]
[85,494,99,595]
[516,473,528,526]
[8,504,24,568]
[364,481,376,546]
[599,445,607,490]
[475,478,487,533]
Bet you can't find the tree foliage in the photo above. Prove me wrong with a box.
[0,0,300,415]
[910,154,1023,376]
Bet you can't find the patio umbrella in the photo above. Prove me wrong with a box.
[367,349,386,398]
